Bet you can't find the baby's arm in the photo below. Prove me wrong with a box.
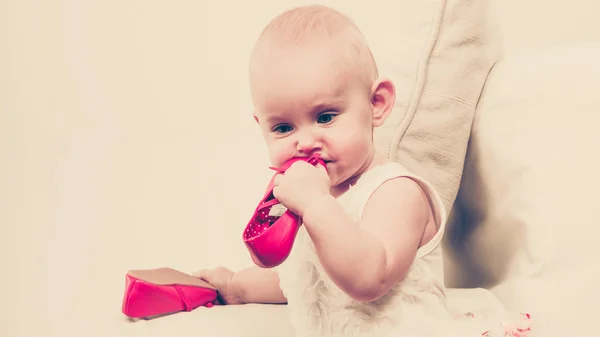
[195,265,286,304]
[301,177,430,302]
[231,266,287,304]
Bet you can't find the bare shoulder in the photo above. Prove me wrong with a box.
[365,176,431,218]
[360,176,435,249]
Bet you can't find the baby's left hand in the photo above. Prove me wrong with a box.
[272,161,330,217]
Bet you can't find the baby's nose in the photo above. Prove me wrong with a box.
[296,132,321,153]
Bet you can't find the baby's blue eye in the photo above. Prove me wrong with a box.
[273,124,293,133]
[317,113,334,124]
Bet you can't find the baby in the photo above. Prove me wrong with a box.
[194,5,532,337]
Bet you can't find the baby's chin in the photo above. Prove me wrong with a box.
[328,167,352,189]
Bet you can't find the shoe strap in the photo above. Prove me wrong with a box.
[173,285,192,311]
[256,197,280,213]
[268,153,322,173]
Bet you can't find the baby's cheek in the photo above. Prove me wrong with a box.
[341,131,368,152]
[348,136,371,165]
[268,141,296,166]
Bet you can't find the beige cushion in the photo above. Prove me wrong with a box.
[451,42,600,336]
[367,0,502,216]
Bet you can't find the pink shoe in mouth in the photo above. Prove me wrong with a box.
[242,153,326,268]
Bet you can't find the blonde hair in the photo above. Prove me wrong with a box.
[250,5,379,88]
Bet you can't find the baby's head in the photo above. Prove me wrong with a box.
[249,5,395,189]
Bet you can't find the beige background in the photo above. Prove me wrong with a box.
[1,0,599,336]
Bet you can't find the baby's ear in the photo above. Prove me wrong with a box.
[370,78,396,127]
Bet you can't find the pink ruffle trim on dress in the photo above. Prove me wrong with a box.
[482,313,532,337]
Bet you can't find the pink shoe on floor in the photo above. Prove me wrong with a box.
[122,267,218,319]
[243,153,326,268]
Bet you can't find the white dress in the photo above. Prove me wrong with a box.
[274,162,533,337]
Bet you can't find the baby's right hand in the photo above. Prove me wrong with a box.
[192,266,245,305]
